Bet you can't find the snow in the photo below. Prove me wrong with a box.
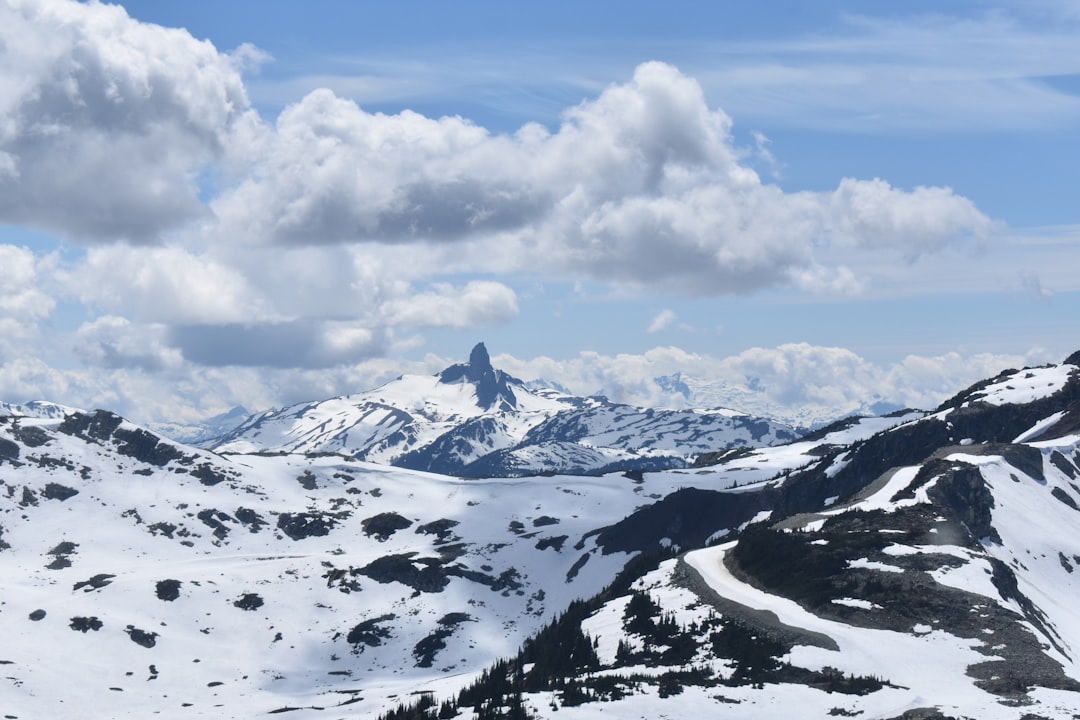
[6,356,1080,719]
[832,598,881,610]
[1013,411,1066,443]
[972,365,1075,406]
[5,414,728,718]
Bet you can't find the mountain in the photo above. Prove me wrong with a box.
[4,352,1080,718]
[0,399,76,420]
[145,405,251,446]
[212,343,799,476]
[396,354,1080,719]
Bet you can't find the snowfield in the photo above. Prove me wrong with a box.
[3,358,1080,718]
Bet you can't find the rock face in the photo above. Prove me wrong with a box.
[437,342,518,411]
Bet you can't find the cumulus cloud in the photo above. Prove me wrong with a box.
[211,61,992,295]
[0,245,54,323]
[0,3,1003,389]
[382,281,519,329]
[73,316,183,372]
[0,0,251,242]
[494,343,1053,426]
[64,245,266,324]
[0,244,55,359]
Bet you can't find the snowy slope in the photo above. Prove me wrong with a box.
[390,358,1080,719]
[0,407,719,719]
[5,356,1080,719]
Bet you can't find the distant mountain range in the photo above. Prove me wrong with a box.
[211,343,800,476]
[4,348,1080,718]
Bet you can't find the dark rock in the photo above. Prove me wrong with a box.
[59,410,123,441]
[360,553,450,593]
[1049,451,1077,479]
[345,614,396,652]
[438,342,518,410]
[925,463,1002,544]
[156,579,181,601]
[41,483,78,501]
[125,626,158,648]
[234,507,268,532]
[277,512,338,540]
[0,436,19,463]
[46,541,78,569]
[28,609,46,621]
[73,573,116,592]
[19,486,37,507]
[148,522,177,538]
[197,508,234,540]
[415,518,460,544]
[566,553,590,581]
[114,427,184,466]
[11,423,50,448]
[535,535,568,552]
[361,512,412,541]
[1051,486,1079,511]
[190,463,229,486]
[69,616,103,632]
[233,593,264,611]
[413,612,473,668]
[296,471,318,490]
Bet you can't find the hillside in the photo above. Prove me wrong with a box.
[3,353,1080,718]
[396,355,1080,719]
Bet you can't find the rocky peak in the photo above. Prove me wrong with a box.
[438,342,518,410]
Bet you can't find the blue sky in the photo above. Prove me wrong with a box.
[1,0,1079,425]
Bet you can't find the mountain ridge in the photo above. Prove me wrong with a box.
[3,351,1080,718]
[211,343,800,477]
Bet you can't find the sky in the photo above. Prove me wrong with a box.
[1,0,1079,426]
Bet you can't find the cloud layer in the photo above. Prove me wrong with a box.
[0,0,1052,427]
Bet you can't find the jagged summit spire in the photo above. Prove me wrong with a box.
[438,342,517,410]
[469,342,493,375]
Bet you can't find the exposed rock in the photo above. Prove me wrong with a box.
[361,512,412,541]
[156,579,182,601]
[69,616,103,632]
[233,593,264,611]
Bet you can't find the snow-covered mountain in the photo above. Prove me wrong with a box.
[0,399,76,420]
[401,354,1080,719]
[212,343,799,476]
[146,405,251,446]
[4,351,1080,718]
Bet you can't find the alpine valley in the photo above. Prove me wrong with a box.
[3,346,1080,720]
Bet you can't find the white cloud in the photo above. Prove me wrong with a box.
[0,0,251,242]
[495,343,1057,423]
[382,281,519,329]
[0,244,55,359]
[65,245,266,324]
[0,2,1022,398]
[647,309,677,333]
[211,61,992,297]
[0,244,54,323]
[73,316,183,372]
